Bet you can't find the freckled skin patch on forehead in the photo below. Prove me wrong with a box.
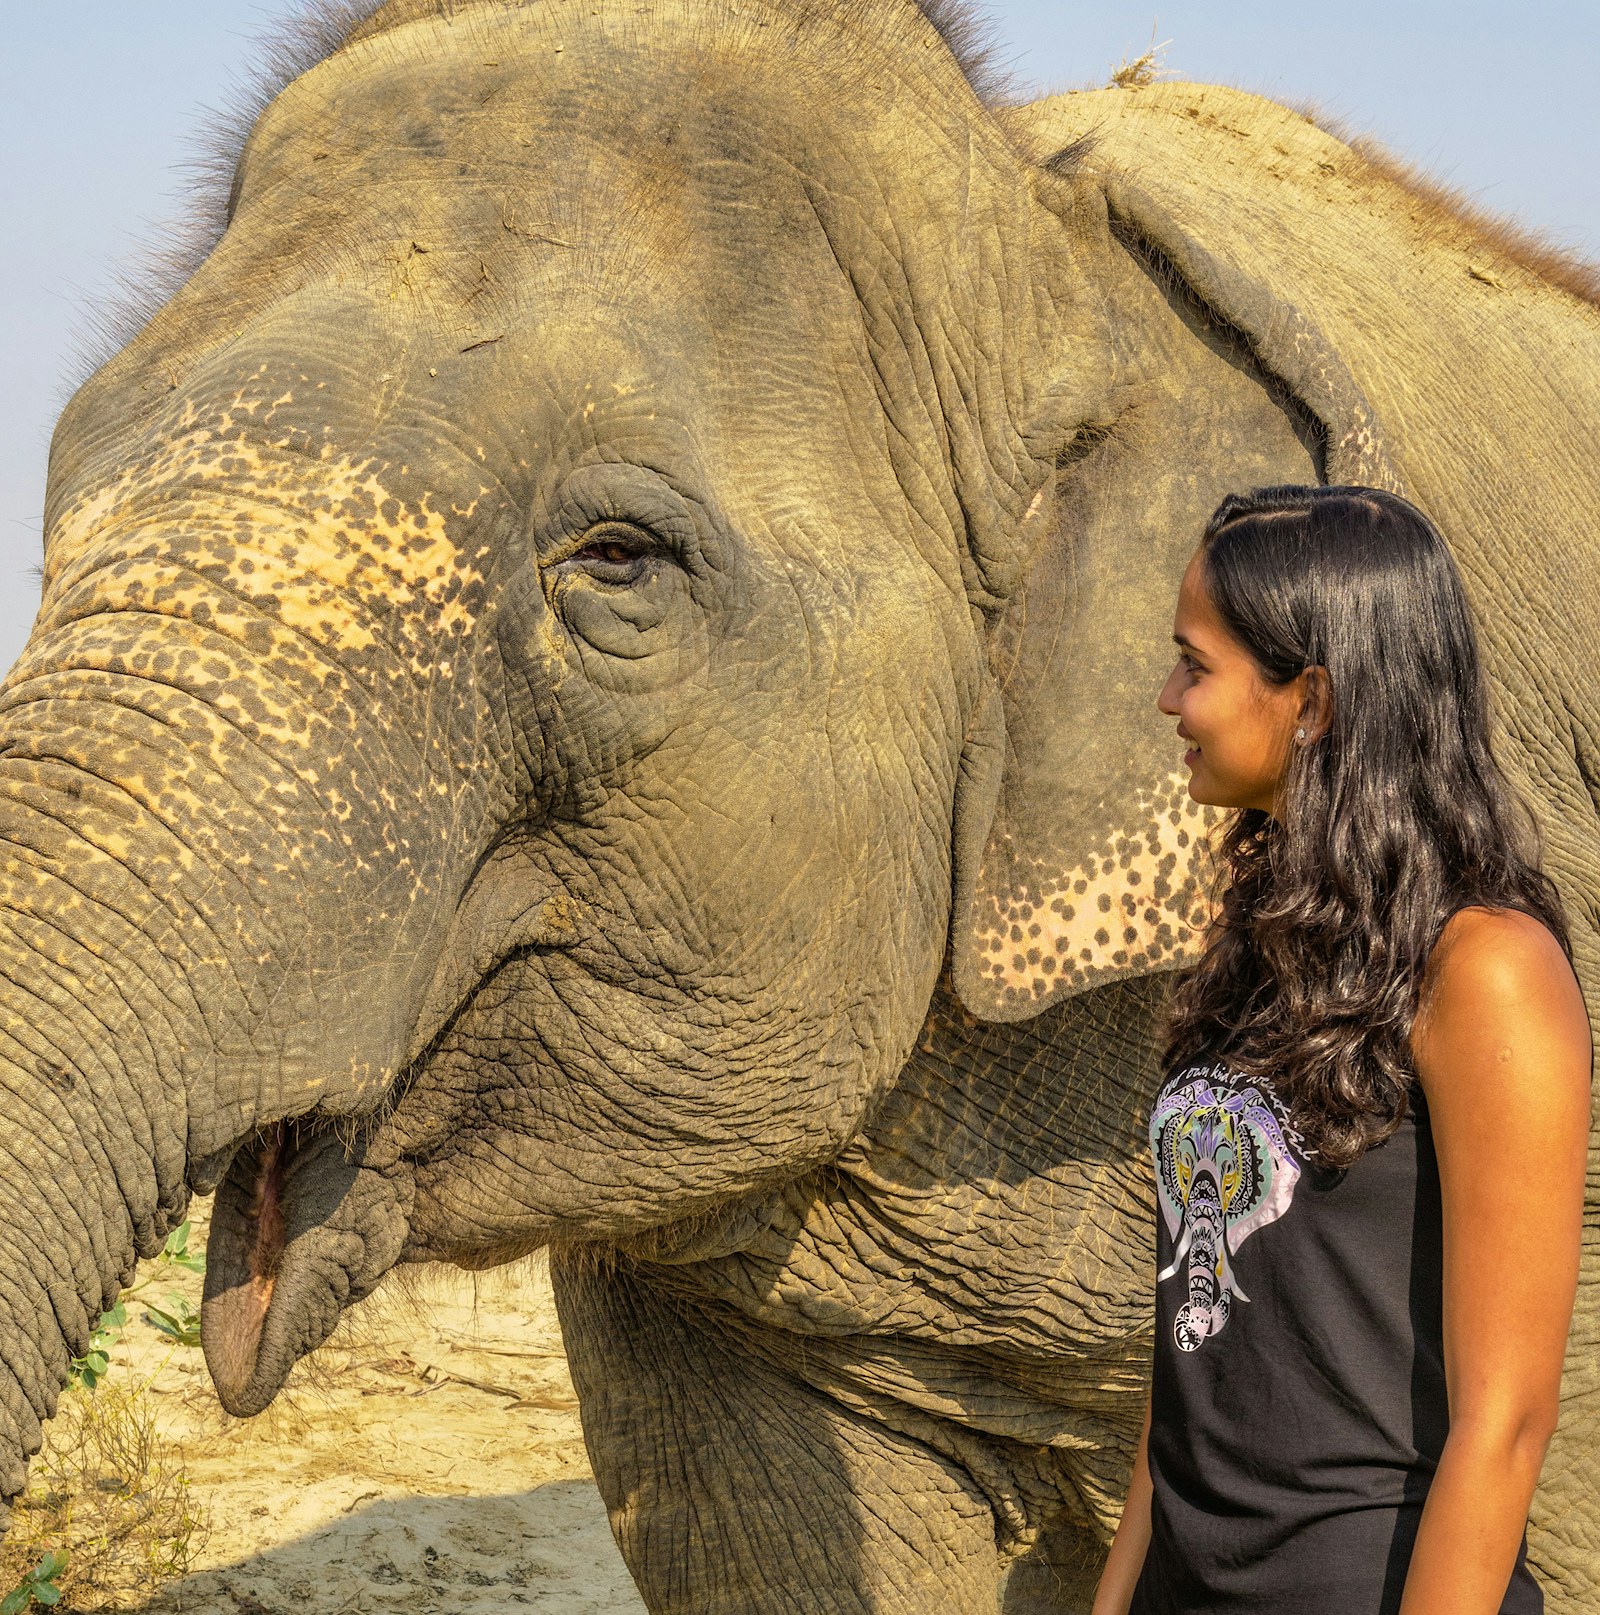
[39,394,493,674]
[969,772,1218,1010]
[11,384,502,970]
[1,383,512,1114]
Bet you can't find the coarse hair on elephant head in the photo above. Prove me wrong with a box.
[69,0,1018,377]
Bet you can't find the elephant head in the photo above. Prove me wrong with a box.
[0,0,1059,1453]
[1151,1072,1302,1352]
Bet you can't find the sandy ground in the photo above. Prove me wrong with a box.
[53,1201,647,1615]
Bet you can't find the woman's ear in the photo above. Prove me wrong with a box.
[1297,666,1333,745]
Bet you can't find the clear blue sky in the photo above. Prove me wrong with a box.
[3,1,1596,676]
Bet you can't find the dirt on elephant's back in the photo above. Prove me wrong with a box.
[97,1202,646,1614]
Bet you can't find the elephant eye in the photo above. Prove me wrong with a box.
[560,522,660,582]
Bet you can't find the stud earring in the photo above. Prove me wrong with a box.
[1295,727,1307,741]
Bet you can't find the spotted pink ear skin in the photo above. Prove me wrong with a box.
[959,768,1217,1022]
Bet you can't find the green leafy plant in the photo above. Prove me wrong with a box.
[68,1304,126,1394]
[155,1221,205,1277]
[8,1220,209,1608]
[141,1296,202,1350]
[69,1221,207,1391]
[0,1550,67,1612]
[1,1377,206,1608]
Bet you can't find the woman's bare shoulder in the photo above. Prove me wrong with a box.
[1415,905,1590,1101]
[1428,905,1573,1002]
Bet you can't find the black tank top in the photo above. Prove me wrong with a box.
[1132,1058,1541,1613]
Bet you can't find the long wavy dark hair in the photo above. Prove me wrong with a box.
[1163,484,1570,1167]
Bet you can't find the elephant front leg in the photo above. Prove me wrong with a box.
[553,1251,1003,1615]
[999,1502,1107,1615]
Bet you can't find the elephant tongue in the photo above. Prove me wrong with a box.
[202,1122,413,1417]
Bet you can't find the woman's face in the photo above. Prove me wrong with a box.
[1157,551,1317,817]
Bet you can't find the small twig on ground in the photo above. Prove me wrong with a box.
[412,1365,525,1401]
[460,1345,569,1361]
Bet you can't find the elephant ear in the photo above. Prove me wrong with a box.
[952,99,1403,1023]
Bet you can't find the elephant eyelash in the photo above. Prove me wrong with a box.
[550,522,667,577]
[574,536,650,566]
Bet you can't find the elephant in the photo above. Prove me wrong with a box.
[3,0,1598,1610]
[1150,1068,1303,1353]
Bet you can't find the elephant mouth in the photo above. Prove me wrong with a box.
[201,1121,414,1417]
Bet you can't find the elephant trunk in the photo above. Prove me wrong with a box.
[0,1066,133,1507]
[1172,1173,1230,1352]
[0,777,209,1499]
[0,739,421,1472]
[0,546,487,1475]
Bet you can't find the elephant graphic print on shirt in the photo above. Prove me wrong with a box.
[1150,1066,1305,1352]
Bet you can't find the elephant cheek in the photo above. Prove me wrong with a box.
[201,1125,413,1416]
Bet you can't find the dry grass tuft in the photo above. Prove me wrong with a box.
[1108,30,1172,90]
[0,1385,205,1612]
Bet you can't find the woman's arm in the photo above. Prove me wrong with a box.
[1402,907,1591,1615]
[1091,1395,1154,1615]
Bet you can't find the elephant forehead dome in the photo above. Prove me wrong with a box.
[337,0,1007,100]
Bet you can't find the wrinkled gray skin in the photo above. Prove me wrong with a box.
[5,2,1599,1610]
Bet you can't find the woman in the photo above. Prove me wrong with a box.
[1093,486,1591,1614]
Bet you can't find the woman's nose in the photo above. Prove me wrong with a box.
[1157,663,1183,716]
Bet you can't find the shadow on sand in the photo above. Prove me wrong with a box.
[127,1477,645,1615]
